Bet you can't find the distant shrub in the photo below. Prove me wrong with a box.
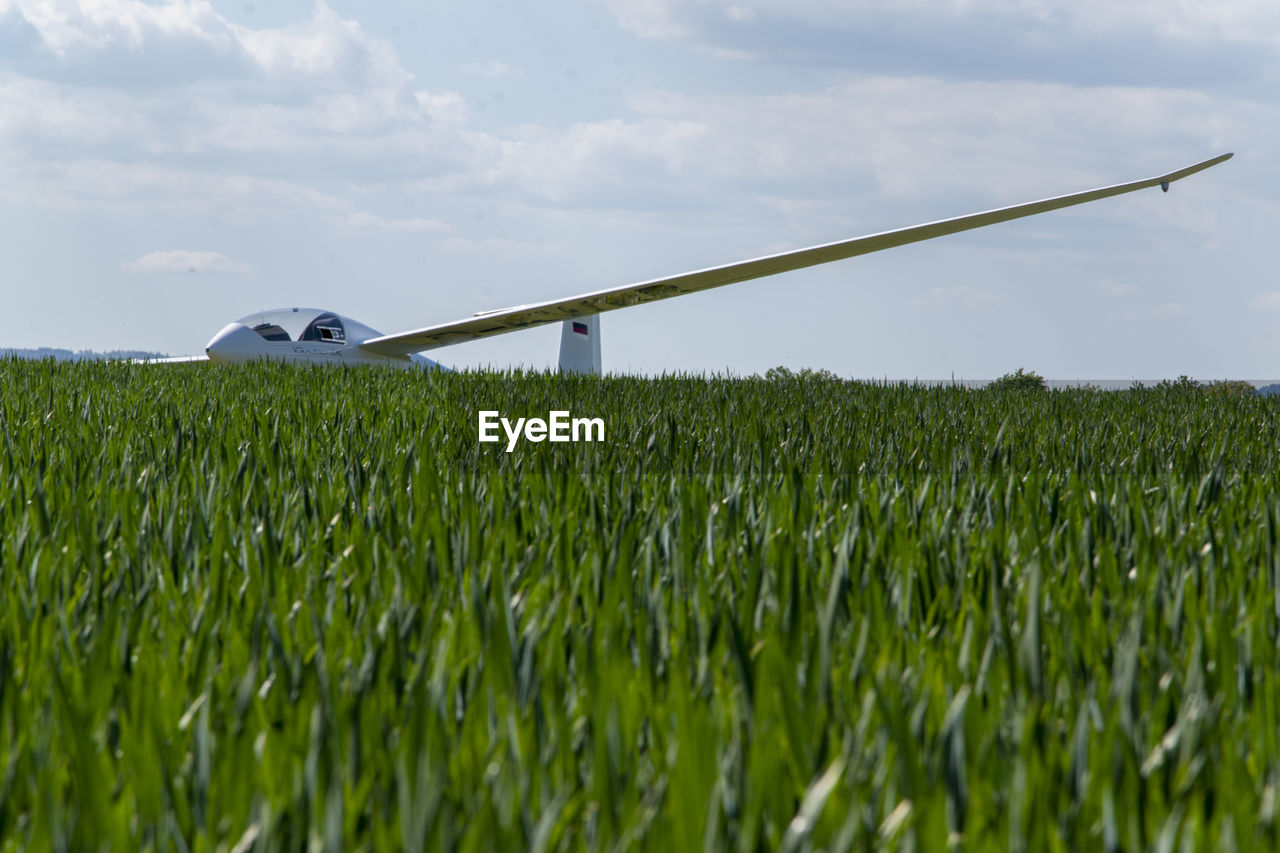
[987,368,1046,392]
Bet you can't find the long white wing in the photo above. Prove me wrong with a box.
[361,153,1232,357]
[132,355,209,364]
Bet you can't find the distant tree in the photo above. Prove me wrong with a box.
[0,348,168,362]
[987,368,1046,392]
[1154,375,1201,392]
[1204,379,1257,397]
[762,366,841,382]
[1151,376,1257,397]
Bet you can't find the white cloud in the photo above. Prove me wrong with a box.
[0,0,410,90]
[0,2,491,232]
[598,0,1280,47]
[500,77,1251,214]
[342,211,449,233]
[2,0,235,57]
[481,117,706,204]
[599,0,690,39]
[1250,292,1280,311]
[123,250,250,275]
[0,154,464,237]
[0,0,453,161]
[0,0,1263,257]
[0,0,1261,237]
[235,4,410,90]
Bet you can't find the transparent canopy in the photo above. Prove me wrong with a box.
[235,308,384,345]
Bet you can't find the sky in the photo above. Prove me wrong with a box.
[0,0,1275,378]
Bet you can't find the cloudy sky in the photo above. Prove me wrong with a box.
[1,0,1274,377]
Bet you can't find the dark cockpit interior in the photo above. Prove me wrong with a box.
[300,313,346,343]
[253,323,290,341]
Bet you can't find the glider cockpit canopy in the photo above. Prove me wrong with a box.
[235,308,383,346]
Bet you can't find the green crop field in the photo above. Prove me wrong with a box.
[1,359,1279,851]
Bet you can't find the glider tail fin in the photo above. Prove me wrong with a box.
[558,315,602,375]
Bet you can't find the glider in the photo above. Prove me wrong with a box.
[156,153,1232,373]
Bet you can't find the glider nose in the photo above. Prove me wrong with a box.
[205,322,258,363]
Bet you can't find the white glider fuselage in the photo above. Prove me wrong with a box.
[204,308,441,370]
